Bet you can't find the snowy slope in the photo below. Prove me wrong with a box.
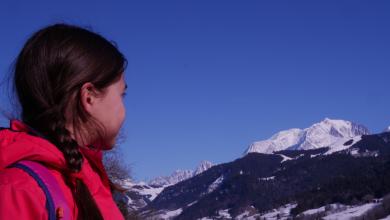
[246,118,370,155]
[246,128,304,154]
[111,178,166,212]
[119,180,166,201]
[233,198,388,220]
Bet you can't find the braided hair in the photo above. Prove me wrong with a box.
[13,23,127,220]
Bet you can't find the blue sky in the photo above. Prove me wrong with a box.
[0,0,389,181]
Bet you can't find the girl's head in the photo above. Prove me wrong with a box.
[14,23,127,157]
[12,23,127,219]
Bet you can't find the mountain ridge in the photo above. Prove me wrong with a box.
[246,118,370,155]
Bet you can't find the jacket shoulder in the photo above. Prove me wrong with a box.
[0,166,44,188]
[0,167,48,219]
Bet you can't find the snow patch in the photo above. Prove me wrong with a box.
[157,208,183,219]
[187,200,198,207]
[236,211,251,219]
[207,176,224,193]
[323,202,379,220]
[260,176,275,181]
[217,209,232,219]
[260,203,298,220]
[277,154,293,163]
[301,206,326,215]
[325,136,362,155]
[310,153,322,158]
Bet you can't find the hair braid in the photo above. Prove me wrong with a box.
[51,114,83,171]
[30,107,104,220]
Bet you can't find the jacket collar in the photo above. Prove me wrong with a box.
[2,119,111,189]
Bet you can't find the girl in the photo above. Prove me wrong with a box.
[0,23,128,219]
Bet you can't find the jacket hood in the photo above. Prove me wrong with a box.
[0,119,111,188]
[0,120,67,170]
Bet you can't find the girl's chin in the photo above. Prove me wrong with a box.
[101,144,115,151]
[103,138,118,150]
[89,139,115,151]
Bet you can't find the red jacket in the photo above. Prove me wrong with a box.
[0,120,124,220]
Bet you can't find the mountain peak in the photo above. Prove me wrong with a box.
[149,160,214,187]
[316,118,355,129]
[322,117,332,122]
[245,118,370,154]
[194,160,214,176]
[321,117,347,124]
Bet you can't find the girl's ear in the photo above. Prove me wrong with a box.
[80,82,98,114]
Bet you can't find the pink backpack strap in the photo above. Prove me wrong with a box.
[11,160,71,220]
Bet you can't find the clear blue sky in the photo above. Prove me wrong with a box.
[1,0,389,181]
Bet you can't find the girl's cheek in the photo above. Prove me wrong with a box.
[120,104,126,125]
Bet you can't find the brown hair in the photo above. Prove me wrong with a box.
[12,23,127,219]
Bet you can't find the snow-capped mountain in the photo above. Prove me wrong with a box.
[384,126,390,132]
[149,161,214,187]
[149,170,193,187]
[143,131,390,219]
[246,118,370,154]
[110,160,215,214]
